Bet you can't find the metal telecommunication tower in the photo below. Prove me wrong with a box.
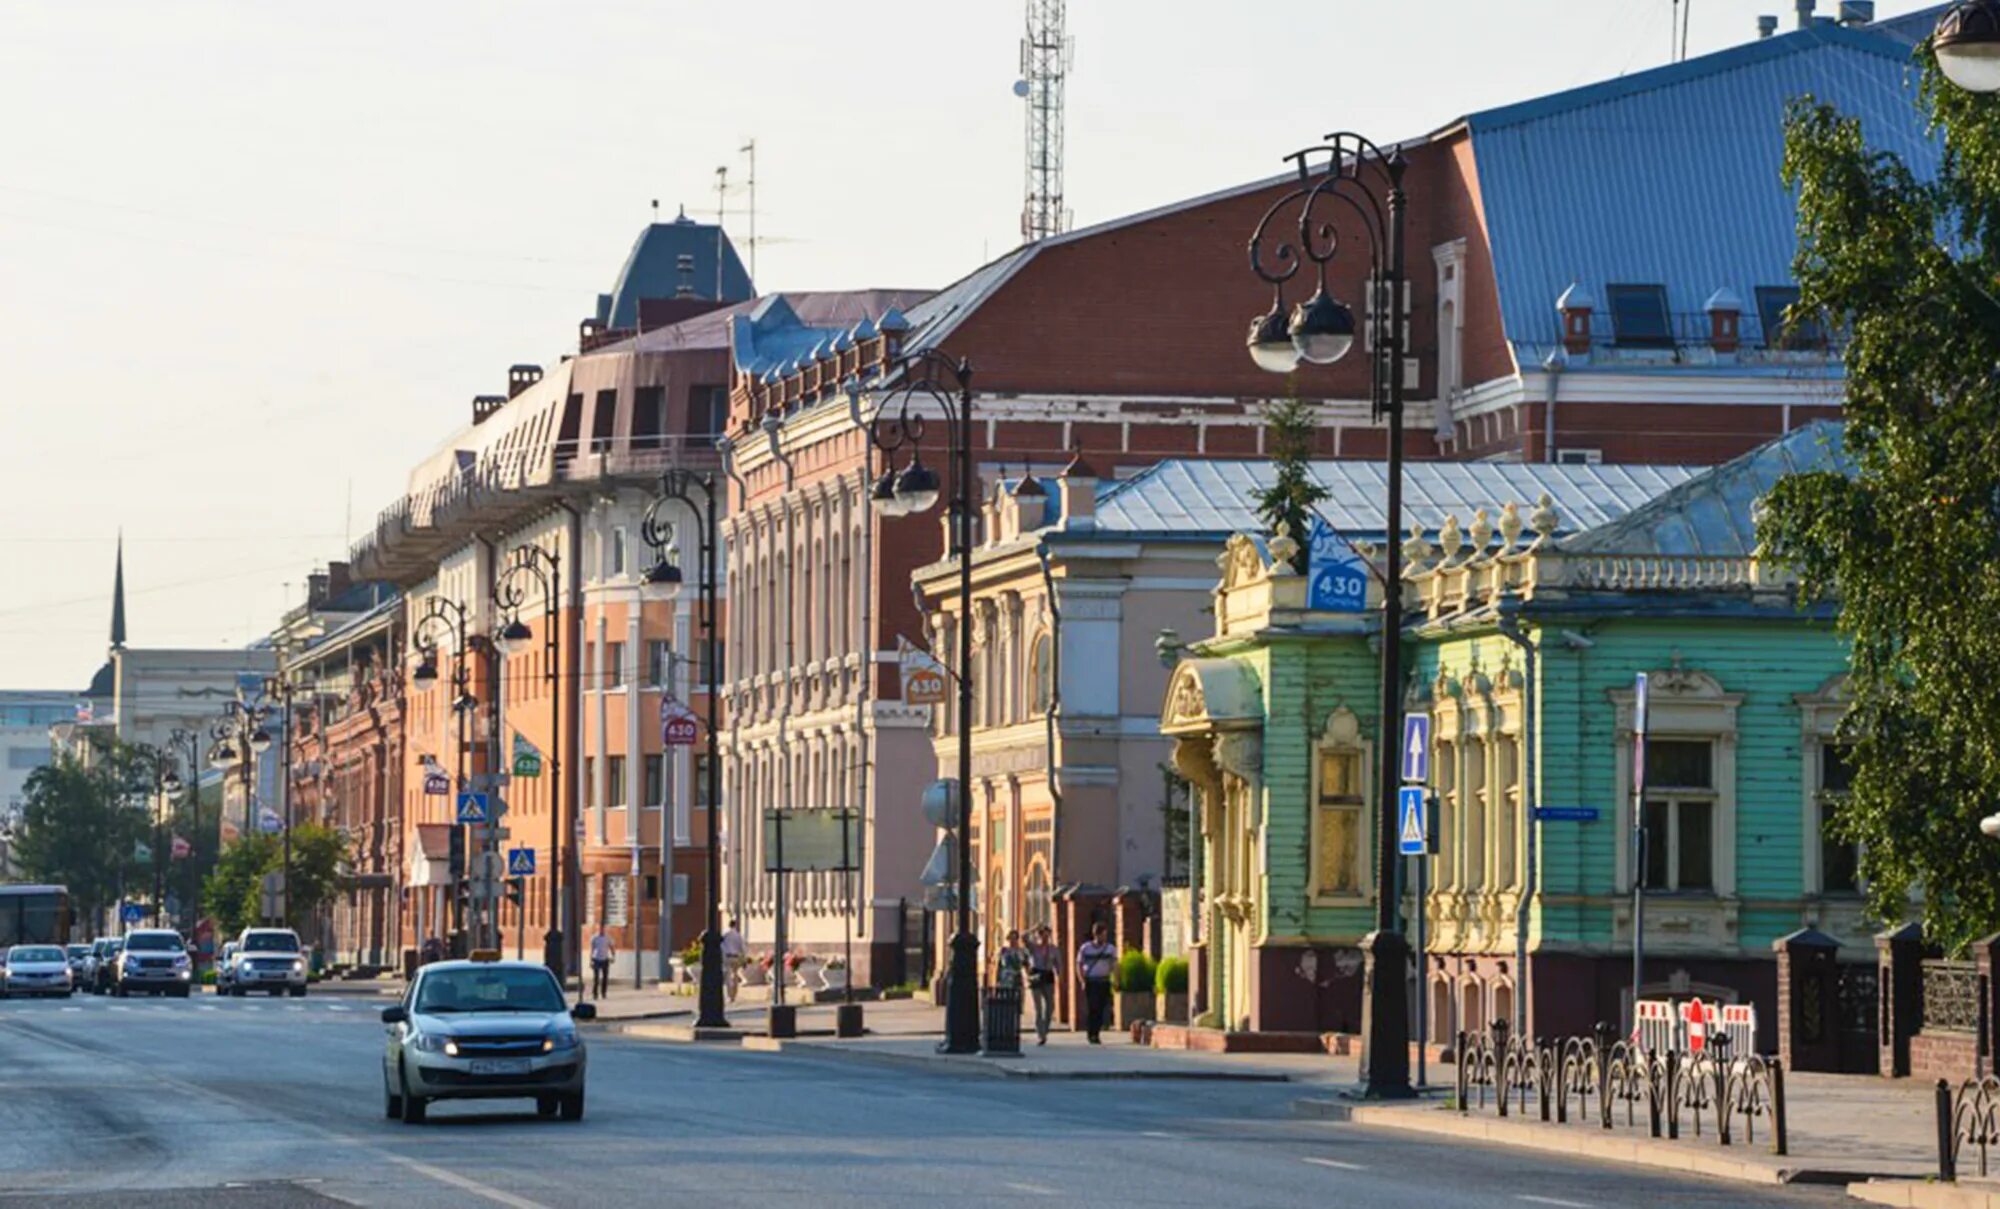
[1018,0,1071,243]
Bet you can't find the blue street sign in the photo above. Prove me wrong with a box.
[506,847,536,877]
[1400,713,1431,783]
[119,903,144,924]
[1306,517,1370,613]
[1535,806,1602,823]
[456,792,490,825]
[1398,787,1429,856]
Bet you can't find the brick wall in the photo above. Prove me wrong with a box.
[1912,1031,1979,1085]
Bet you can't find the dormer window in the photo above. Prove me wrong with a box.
[1755,286,1826,350]
[1605,284,1673,348]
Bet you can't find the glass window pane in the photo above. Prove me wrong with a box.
[1679,801,1714,890]
[1318,805,1360,894]
[1642,800,1670,889]
[1820,744,1855,794]
[1606,283,1672,347]
[1319,751,1362,803]
[1645,740,1712,790]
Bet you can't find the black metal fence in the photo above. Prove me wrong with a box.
[1937,1077,2000,1181]
[1456,1020,1787,1155]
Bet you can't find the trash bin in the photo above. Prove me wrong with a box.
[983,984,1023,1055]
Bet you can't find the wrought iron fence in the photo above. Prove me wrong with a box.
[1455,1020,1787,1155]
[1938,1077,2000,1181]
[1922,960,1980,1034]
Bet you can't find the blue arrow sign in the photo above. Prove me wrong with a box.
[506,847,537,877]
[1398,787,1429,856]
[1534,807,1602,823]
[456,792,489,825]
[1306,517,1370,613]
[1401,713,1431,784]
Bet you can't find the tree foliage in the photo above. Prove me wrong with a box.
[1252,391,1328,571]
[1759,61,2000,951]
[202,824,349,939]
[13,750,148,933]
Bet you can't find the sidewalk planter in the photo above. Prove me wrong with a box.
[1116,990,1154,1029]
[1159,991,1190,1023]
[1156,956,1191,1024]
[1114,949,1158,1029]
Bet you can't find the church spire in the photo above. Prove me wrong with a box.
[109,531,127,651]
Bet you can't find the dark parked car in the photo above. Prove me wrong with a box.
[89,938,123,994]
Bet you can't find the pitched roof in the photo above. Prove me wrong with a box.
[728,290,934,378]
[601,216,754,329]
[1089,458,1699,541]
[1466,21,1939,364]
[1562,420,1847,555]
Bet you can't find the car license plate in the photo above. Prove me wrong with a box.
[468,1059,531,1076]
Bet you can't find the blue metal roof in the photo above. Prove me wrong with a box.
[1089,459,1698,542]
[1469,21,1939,363]
[1563,420,1848,555]
[602,217,754,328]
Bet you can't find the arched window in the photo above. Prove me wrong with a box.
[1030,633,1054,715]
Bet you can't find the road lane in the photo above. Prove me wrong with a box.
[0,994,1848,1208]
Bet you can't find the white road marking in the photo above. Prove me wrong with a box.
[1141,1130,1179,1139]
[198,1005,218,1012]
[1517,1197,1594,1209]
[243,1005,263,1011]
[1003,1183,1057,1197]
[59,1007,80,1013]
[108,1006,130,1012]
[367,1149,553,1209]
[1303,1157,1368,1171]
[325,1004,350,1012]
[285,1006,305,1013]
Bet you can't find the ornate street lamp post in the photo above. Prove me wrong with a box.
[1245,131,1414,1099]
[860,349,978,1055]
[411,596,474,951]
[642,469,728,1030]
[494,545,570,988]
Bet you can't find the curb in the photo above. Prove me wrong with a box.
[1848,1179,2000,1208]
[1342,1103,1922,1187]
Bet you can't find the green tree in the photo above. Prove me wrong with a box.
[13,752,148,933]
[203,824,350,939]
[204,833,278,938]
[1758,59,2000,951]
[1252,392,1327,572]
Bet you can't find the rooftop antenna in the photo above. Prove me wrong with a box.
[1016,0,1073,244]
[739,138,758,284]
[715,164,729,297]
[651,198,660,224]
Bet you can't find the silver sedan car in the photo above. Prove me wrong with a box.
[381,959,594,1124]
[2,944,74,998]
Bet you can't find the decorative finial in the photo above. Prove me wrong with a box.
[1530,491,1559,546]
[1469,508,1493,553]
[1268,520,1301,575]
[1439,513,1464,562]
[1498,501,1523,551]
[1402,521,1431,569]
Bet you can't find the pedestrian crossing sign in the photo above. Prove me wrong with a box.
[506,847,536,877]
[1398,786,1429,857]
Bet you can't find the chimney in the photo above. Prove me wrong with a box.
[306,570,330,609]
[1757,14,1779,37]
[1795,0,1814,29]
[1556,283,1595,358]
[1057,451,1098,530]
[507,364,543,399]
[676,253,696,299]
[1012,476,1048,535]
[472,394,507,424]
[1838,1,1873,26]
[1704,288,1742,357]
[324,561,352,600]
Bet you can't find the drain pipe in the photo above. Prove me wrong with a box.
[556,498,585,988]
[716,436,751,926]
[1034,542,1064,885]
[1495,615,1538,1037]
[843,391,879,977]
[1541,349,1565,464]
[762,413,797,1005]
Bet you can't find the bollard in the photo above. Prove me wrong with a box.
[1939,1079,1959,1182]
[1770,1058,1788,1157]
[1493,1018,1511,1118]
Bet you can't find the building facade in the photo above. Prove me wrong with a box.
[0,691,80,878]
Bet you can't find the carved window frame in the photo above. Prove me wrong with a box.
[1611,669,1741,898]
[1309,706,1374,906]
[1795,673,1860,897]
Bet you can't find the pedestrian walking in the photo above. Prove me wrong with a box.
[1026,924,1059,1046]
[590,927,614,1000]
[1076,922,1117,1044]
[720,918,746,1002]
[419,935,444,967]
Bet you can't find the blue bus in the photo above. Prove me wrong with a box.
[0,885,71,947]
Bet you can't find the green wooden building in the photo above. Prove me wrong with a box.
[1161,425,1861,1042]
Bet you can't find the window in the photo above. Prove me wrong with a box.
[1312,713,1367,898]
[694,753,714,807]
[591,390,617,453]
[583,640,597,690]
[1605,283,1673,348]
[672,873,690,905]
[688,385,727,437]
[607,755,626,809]
[1554,448,1603,466]
[582,757,596,808]
[645,754,665,809]
[1642,739,1715,891]
[606,641,626,689]
[1030,634,1054,715]
[1818,744,1860,894]
[698,638,724,687]
[648,640,674,688]
[606,875,629,928]
[632,386,665,450]
[1755,286,1826,350]
[610,529,627,578]
[644,874,658,902]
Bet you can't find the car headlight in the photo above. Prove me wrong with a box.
[292,959,305,973]
[409,1034,452,1054]
[543,1029,580,1053]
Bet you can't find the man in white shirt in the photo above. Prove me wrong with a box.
[589,927,615,999]
[720,919,746,1001]
[1076,922,1118,1044]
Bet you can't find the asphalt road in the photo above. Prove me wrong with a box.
[0,991,1848,1208]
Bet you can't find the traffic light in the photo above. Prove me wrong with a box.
[503,878,524,909]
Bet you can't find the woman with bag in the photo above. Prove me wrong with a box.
[1026,925,1060,1046]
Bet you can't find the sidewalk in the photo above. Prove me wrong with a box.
[1306,1067,1942,1189]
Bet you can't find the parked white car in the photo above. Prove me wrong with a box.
[2,944,75,998]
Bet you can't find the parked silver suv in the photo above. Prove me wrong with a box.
[114,929,192,997]
[224,928,307,997]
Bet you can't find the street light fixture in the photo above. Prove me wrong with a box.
[1935,1,2000,93]
[411,596,473,951]
[861,348,983,1055]
[1245,130,1413,1099]
[493,544,570,986]
[1246,302,1303,375]
[641,469,728,1029]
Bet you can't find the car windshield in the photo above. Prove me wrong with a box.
[415,967,565,1015]
[66,945,89,958]
[123,933,180,952]
[243,931,300,952]
[10,947,63,963]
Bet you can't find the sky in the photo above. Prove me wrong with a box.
[0,0,1942,690]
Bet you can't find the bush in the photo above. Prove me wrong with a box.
[1155,955,1189,996]
[1113,948,1156,993]
[679,940,703,967]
